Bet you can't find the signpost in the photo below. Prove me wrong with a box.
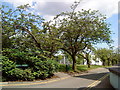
[65,55,70,72]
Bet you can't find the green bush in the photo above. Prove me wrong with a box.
[58,64,72,72]
[58,64,66,72]
[2,48,28,64]
[9,68,35,81]
[2,56,35,81]
[2,56,16,76]
[28,56,59,79]
[2,49,59,81]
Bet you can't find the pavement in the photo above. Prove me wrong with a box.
[0,67,115,89]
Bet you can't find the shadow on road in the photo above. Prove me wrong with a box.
[93,76,115,90]
[74,72,108,80]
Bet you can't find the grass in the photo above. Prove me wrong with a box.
[58,64,112,73]
[76,65,88,71]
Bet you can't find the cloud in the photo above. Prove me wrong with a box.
[2,0,33,7]
[34,2,72,16]
[77,0,119,18]
[2,0,119,21]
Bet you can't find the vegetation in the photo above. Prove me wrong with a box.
[1,1,119,81]
[95,48,118,66]
[58,64,110,73]
[1,4,59,81]
[44,3,112,70]
[2,49,58,81]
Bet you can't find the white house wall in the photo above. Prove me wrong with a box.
[84,59,102,65]
[84,55,102,65]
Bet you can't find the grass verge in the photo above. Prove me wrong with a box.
[58,64,112,73]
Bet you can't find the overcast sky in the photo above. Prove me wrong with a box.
[2,0,119,49]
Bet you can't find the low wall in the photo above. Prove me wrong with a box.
[109,67,120,90]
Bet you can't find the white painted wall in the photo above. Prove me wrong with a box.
[59,53,102,65]
[83,55,102,65]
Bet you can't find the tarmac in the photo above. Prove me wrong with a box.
[94,75,115,90]
[55,69,115,89]
[1,68,116,89]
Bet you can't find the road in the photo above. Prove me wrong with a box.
[1,68,110,89]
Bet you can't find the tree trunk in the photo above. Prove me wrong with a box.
[116,61,118,64]
[102,61,105,66]
[108,59,110,66]
[21,27,41,49]
[111,60,114,66]
[72,55,76,71]
[87,59,90,68]
[83,60,84,65]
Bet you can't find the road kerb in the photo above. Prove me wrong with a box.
[0,76,71,86]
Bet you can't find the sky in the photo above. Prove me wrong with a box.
[1,0,119,49]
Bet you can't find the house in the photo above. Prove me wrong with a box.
[83,54,102,65]
[55,51,102,65]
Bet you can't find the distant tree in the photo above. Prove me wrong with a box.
[79,45,95,68]
[95,48,113,66]
[110,48,119,65]
[77,55,84,65]
[110,53,118,65]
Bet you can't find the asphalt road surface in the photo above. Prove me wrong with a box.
[1,68,111,89]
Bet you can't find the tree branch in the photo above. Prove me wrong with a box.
[61,48,72,56]
[15,25,41,49]
[22,27,41,49]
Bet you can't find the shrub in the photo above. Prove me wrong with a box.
[2,48,28,64]
[2,56,16,81]
[58,64,66,72]
[2,56,16,76]
[45,59,59,76]
[2,48,59,81]
[28,56,59,79]
[58,64,72,72]
[9,68,35,81]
